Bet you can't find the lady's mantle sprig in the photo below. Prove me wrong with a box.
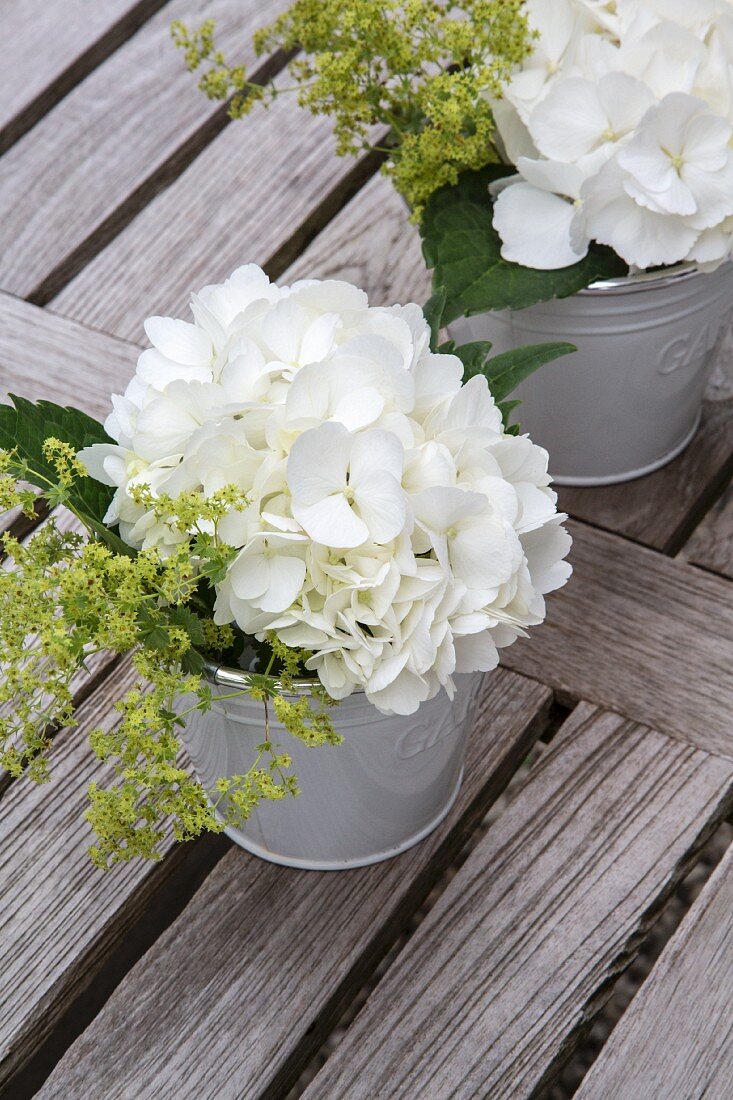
[0,445,337,866]
[172,0,532,215]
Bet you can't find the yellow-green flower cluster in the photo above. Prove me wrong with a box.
[0,448,336,868]
[172,0,531,215]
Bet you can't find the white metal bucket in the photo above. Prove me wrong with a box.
[180,669,484,870]
[448,264,733,486]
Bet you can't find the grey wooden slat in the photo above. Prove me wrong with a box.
[576,838,733,1100]
[50,86,378,342]
[283,172,432,306]
[0,292,138,419]
[681,479,733,580]
[300,705,733,1100]
[0,0,161,155]
[0,659,185,1089]
[502,519,733,758]
[0,0,290,302]
[34,671,552,1100]
[0,502,45,541]
[558,397,733,554]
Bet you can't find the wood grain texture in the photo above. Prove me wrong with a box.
[0,660,186,1088]
[0,501,45,542]
[558,397,733,553]
[35,671,552,1100]
[502,519,733,758]
[0,0,161,155]
[51,89,375,342]
[0,0,290,301]
[0,292,138,418]
[576,838,733,1100]
[301,706,733,1100]
[283,173,431,305]
[681,478,733,580]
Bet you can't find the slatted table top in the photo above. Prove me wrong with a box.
[1,4,733,1098]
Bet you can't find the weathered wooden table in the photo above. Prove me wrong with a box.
[2,4,733,1098]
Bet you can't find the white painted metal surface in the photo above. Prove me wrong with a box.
[181,671,484,870]
[450,264,733,485]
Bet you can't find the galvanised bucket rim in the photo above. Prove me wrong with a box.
[202,658,364,699]
[583,262,725,296]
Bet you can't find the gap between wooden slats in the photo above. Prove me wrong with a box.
[0,0,168,156]
[49,85,385,341]
[0,657,228,1095]
[575,835,733,1100]
[0,0,292,303]
[502,519,733,759]
[679,480,733,580]
[29,672,552,1100]
[299,704,733,1100]
[0,291,139,418]
[0,501,46,544]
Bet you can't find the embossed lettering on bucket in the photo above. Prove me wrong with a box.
[180,669,484,871]
[448,264,733,486]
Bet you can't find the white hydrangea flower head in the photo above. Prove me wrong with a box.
[492,0,733,271]
[79,266,572,716]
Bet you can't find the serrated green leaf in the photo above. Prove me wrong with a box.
[476,342,576,402]
[168,606,206,648]
[0,395,117,531]
[420,166,627,323]
[143,626,171,650]
[181,649,206,676]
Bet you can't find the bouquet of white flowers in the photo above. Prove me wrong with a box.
[492,0,733,273]
[0,266,571,865]
[81,265,572,716]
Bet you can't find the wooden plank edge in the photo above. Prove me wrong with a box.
[678,478,733,581]
[28,48,295,308]
[0,832,231,1100]
[0,0,171,158]
[575,835,733,1100]
[31,671,554,1100]
[300,706,733,1100]
[0,500,48,544]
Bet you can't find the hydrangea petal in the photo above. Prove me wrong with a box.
[494,183,590,270]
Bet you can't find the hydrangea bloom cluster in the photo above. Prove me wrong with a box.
[80,266,571,716]
[492,0,733,270]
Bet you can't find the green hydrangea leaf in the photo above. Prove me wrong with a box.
[420,166,628,323]
[497,399,522,433]
[447,339,494,378]
[468,342,577,402]
[167,606,206,648]
[423,286,448,351]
